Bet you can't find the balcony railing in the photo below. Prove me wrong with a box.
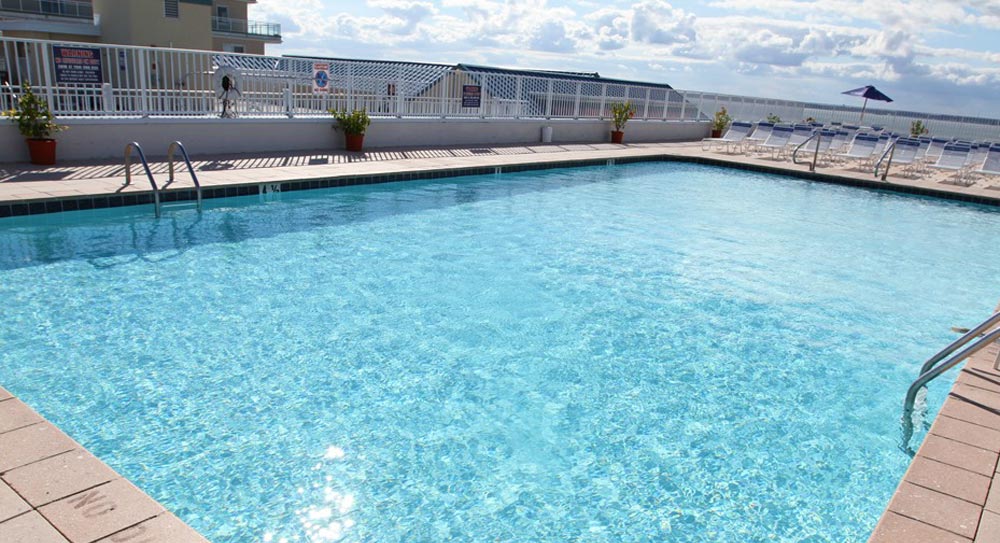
[0,0,92,19]
[211,16,281,39]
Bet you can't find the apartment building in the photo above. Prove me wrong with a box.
[0,0,281,54]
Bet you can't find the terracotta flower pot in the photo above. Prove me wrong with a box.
[711,129,723,138]
[26,138,57,165]
[345,133,365,152]
[611,130,625,144]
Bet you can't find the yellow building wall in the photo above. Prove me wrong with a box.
[211,37,264,55]
[92,0,212,50]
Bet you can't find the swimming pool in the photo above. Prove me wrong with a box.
[1,161,998,542]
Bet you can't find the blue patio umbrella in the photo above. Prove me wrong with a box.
[841,85,893,123]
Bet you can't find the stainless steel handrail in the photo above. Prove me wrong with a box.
[900,314,1000,455]
[874,137,900,180]
[123,142,161,218]
[791,131,822,172]
[167,141,202,212]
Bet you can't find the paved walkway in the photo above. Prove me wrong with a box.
[3,140,1000,542]
[1,141,999,210]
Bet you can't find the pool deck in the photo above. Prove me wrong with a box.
[1,141,1000,213]
[0,387,208,542]
[3,139,1000,542]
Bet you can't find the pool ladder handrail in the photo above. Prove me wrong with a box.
[123,142,162,218]
[123,142,202,218]
[167,141,203,212]
[874,136,901,181]
[900,310,1000,455]
[791,130,822,172]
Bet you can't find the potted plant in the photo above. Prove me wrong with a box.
[910,120,929,137]
[711,107,732,138]
[610,101,635,144]
[766,113,781,124]
[330,108,371,152]
[2,83,65,165]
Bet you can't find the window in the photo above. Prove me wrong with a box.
[164,0,178,18]
[216,5,229,19]
[223,44,245,53]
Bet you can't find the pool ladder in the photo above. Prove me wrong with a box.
[124,141,202,218]
[900,310,1000,455]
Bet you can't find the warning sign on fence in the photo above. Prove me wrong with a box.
[53,46,103,85]
[462,85,481,108]
[313,62,330,94]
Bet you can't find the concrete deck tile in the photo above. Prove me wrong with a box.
[0,511,71,543]
[93,512,210,543]
[939,396,1000,431]
[906,457,991,505]
[869,511,972,543]
[0,423,78,473]
[0,399,46,434]
[0,479,31,523]
[931,416,1000,451]
[887,482,981,539]
[975,510,1000,542]
[3,449,120,507]
[918,435,999,477]
[39,479,164,543]
[986,482,1000,514]
[0,387,11,401]
[956,371,1000,395]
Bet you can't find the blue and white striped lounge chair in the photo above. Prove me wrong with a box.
[786,124,817,150]
[930,143,973,185]
[834,134,879,168]
[878,138,921,178]
[972,144,1000,183]
[923,138,950,164]
[702,121,754,152]
[756,125,794,158]
[744,122,774,151]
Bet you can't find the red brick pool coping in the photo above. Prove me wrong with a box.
[0,389,208,542]
[3,141,1000,541]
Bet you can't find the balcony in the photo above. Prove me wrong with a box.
[0,0,93,19]
[211,17,281,40]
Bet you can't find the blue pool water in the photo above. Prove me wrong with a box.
[1,162,998,542]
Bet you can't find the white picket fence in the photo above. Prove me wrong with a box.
[2,36,998,141]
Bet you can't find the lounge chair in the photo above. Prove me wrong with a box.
[827,130,851,154]
[834,134,879,168]
[756,125,794,159]
[923,138,950,164]
[744,122,774,151]
[972,144,1000,183]
[930,143,973,185]
[876,138,921,178]
[786,124,817,150]
[702,121,754,152]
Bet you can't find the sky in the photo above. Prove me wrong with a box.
[253,0,1000,117]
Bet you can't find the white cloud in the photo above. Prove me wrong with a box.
[253,0,1000,115]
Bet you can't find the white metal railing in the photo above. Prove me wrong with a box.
[211,17,281,38]
[678,90,1000,141]
[0,0,92,19]
[0,37,695,121]
[1,35,998,142]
